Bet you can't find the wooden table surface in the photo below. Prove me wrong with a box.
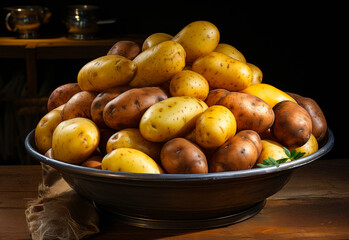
[1,158,348,239]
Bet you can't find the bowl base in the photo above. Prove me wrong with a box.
[94,200,266,229]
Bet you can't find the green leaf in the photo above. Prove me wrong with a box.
[268,157,279,167]
[284,147,291,158]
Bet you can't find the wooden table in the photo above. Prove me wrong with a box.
[1,159,349,239]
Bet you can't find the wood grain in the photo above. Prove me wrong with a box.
[0,159,348,239]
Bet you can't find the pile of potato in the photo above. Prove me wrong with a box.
[34,20,327,174]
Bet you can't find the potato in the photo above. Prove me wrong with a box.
[217,92,274,134]
[271,100,312,148]
[195,105,236,149]
[192,52,252,91]
[81,155,103,169]
[169,70,209,100]
[205,89,230,107]
[140,96,208,142]
[47,83,81,111]
[246,63,263,85]
[106,128,163,163]
[209,130,262,172]
[289,134,318,157]
[103,87,168,130]
[142,33,173,51]
[287,92,327,142]
[161,138,208,174]
[91,86,130,128]
[107,40,141,60]
[61,91,97,120]
[214,43,246,63]
[102,148,164,174]
[44,148,53,158]
[35,105,63,154]
[129,41,186,87]
[52,117,100,164]
[255,139,288,166]
[172,20,220,63]
[241,83,296,108]
[77,55,136,92]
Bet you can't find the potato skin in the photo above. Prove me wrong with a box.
[169,70,209,100]
[255,139,288,166]
[61,91,98,120]
[192,52,252,91]
[91,86,130,128]
[47,83,81,111]
[217,92,274,134]
[102,148,164,174]
[81,155,102,169]
[106,128,163,163]
[35,105,63,154]
[289,134,318,157]
[78,55,136,92]
[107,40,141,60]
[129,41,186,87]
[140,96,208,142]
[271,100,312,148]
[209,130,262,172]
[103,87,168,130]
[52,117,100,164]
[195,105,236,149]
[161,138,208,174]
[246,63,263,85]
[142,33,173,51]
[172,21,220,63]
[287,92,327,142]
[214,43,246,63]
[242,83,296,108]
[205,89,230,107]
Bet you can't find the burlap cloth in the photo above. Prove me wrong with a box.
[25,163,100,239]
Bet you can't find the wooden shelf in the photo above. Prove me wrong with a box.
[0,36,143,96]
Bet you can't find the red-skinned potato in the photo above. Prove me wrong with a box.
[271,100,312,148]
[107,40,141,60]
[217,92,274,134]
[209,130,262,172]
[47,83,81,111]
[205,89,230,107]
[81,155,103,169]
[161,138,208,174]
[287,92,327,142]
[61,91,98,120]
[91,86,130,128]
[103,87,168,130]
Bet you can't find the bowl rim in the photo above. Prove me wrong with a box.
[25,128,334,182]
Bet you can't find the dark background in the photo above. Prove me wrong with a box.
[0,1,345,162]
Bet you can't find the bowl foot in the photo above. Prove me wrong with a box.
[94,200,266,229]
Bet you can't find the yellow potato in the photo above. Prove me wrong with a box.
[52,117,100,164]
[169,70,209,100]
[289,134,318,157]
[256,139,288,165]
[142,33,173,51]
[195,105,236,149]
[139,96,208,142]
[192,52,252,91]
[106,128,163,162]
[241,83,296,108]
[214,43,246,63]
[101,148,164,174]
[35,105,64,154]
[129,41,186,87]
[77,55,136,92]
[246,63,263,85]
[172,20,220,63]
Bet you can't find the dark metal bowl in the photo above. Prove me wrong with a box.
[25,128,334,229]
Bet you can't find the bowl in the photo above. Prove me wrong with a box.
[25,128,334,229]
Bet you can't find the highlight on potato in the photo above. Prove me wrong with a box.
[34,20,328,174]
